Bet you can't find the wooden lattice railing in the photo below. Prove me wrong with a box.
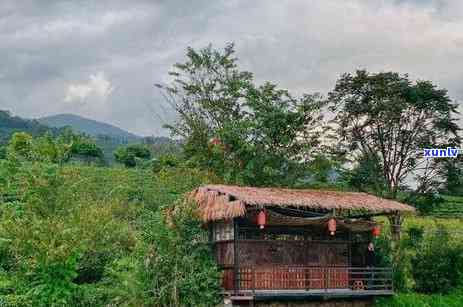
[223,266,393,293]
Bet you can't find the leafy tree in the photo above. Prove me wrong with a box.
[33,132,61,163]
[70,142,104,160]
[57,128,103,163]
[157,43,323,186]
[114,144,151,167]
[348,153,387,195]
[7,132,33,160]
[437,156,463,196]
[328,70,460,198]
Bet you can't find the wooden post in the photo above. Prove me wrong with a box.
[388,212,403,242]
[233,218,239,295]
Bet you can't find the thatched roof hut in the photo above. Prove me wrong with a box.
[191,184,415,222]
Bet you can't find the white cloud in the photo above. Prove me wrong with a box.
[64,72,114,104]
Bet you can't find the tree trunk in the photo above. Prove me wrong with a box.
[388,213,403,242]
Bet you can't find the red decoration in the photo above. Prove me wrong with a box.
[209,137,222,146]
[328,218,337,236]
[372,225,381,237]
[257,210,267,229]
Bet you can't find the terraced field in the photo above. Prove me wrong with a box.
[428,195,463,218]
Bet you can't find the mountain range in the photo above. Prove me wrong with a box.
[38,114,142,141]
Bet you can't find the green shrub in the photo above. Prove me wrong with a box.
[139,201,221,306]
[374,233,411,292]
[405,193,444,215]
[411,227,463,294]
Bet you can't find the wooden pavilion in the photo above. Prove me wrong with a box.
[190,185,415,306]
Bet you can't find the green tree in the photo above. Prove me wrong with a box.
[7,132,33,160]
[437,156,463,196]
[33,132,60,163]
[328,70,460,198]
[70,141,104,162]
[158,43,323,186]
[114,144,151,167]
[347,153,387,195]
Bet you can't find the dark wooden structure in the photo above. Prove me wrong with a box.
[190,185,415,306]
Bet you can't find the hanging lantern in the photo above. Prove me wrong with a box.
[372,225,381,237]
[328,218,337,236]
[257,210,267,229]
[209,137,222,146]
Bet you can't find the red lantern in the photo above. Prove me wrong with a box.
[372,225,381,237]
[257,210,267,229]
[328,218,337,236]
[209,137,222,146]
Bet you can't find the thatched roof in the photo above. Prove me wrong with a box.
[191,185,415,222]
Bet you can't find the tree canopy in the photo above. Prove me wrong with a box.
[157,43,324,186]
[114,144,152,167]
[328,70,460,197]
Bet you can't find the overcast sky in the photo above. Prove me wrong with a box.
[1,0,462,136]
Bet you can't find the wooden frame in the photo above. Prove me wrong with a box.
[210,215,394,298]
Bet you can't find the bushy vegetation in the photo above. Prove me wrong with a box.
[411,227,463,294]
[114,144,152,167]
[374,216,463,306]
[6,130,104,165]
[0,158,221,306]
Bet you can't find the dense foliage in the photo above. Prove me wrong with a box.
[0,159,221,306]
[114,144,152,167]
[158,43,325,186]
[328,70,460,197]
[6,131,104,165]
[410,227,463,294]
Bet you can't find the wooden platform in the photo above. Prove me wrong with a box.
[230,289,393,301]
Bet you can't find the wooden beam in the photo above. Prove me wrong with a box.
[233,218,240,295]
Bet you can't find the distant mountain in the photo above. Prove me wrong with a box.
[0,110,57,145]
[38,114,142,141]
[2,111,178,164]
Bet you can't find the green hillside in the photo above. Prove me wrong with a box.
[428,195,463,218]
[38,114,141,141]
[0,110,58,145]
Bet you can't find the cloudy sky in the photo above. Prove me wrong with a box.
[1,0,462,136]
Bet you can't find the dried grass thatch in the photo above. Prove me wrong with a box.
[190,185,415,222]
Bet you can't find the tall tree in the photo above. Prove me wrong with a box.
[329,70,460,198]
[157,43,323,186]
[347,152,387,195]
[329,70,460,240]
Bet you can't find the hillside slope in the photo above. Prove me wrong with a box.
[0,110,56,144]
[39,114,141,141]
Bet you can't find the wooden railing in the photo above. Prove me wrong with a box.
[230,266,393,294]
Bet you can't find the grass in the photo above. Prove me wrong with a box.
[376,292,463,307]
[427,195,463,219]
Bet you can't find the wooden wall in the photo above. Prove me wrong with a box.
[237,241,348,266]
